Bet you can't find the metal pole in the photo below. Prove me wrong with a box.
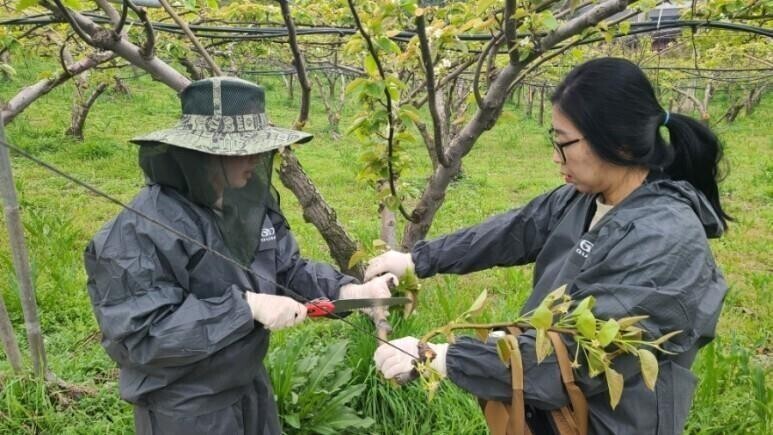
[0,116,47,377]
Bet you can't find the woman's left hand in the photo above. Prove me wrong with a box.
[374,336,448,380]
[339,273,398,300]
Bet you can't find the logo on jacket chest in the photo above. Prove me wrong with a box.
[261,227,276,243]
[575,239,594,258]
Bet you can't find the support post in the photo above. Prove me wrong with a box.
[0,116,47,377]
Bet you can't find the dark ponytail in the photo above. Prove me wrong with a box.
[662,113,732,228]
[551,57,731,229]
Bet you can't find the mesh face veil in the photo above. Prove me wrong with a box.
[139,143,277,265]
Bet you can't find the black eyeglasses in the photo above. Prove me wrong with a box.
[548,127,583,164]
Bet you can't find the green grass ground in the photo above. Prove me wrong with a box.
[0,55,770,433]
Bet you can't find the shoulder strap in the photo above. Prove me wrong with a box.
[548,331,588,435]
[506,327,527,435]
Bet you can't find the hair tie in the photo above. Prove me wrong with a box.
[663,111,670,126]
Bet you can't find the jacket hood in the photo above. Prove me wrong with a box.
[632,176,725,239]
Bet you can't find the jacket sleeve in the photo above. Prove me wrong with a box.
[445,217,726,409]
[273,216,358,301]
[411,186,577,278]
[84,219,256,370]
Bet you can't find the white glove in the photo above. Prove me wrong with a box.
[244,292,307,331]
[374,336,449,380]
[339,273,398,300]
[364,250,414,281]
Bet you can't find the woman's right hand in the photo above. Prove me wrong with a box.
[244,292,307,330]
[364,250,414,281]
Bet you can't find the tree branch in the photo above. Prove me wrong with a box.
[2,51,115,125]
[347,0,416,223]
[415,12,449,168]
[278,0,311,128]
[157,0,221,75]
[43,2,189,90]
[402,0,634,248]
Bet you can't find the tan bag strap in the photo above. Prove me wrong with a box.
[484,401,512,435]
[481,328,588,435]
[506,327,527,435]
[547,331,588,435]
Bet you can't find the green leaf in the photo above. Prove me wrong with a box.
[396,267,420,295]
[345,77,368,95]
[476,328,491,342]
[545,284,566,303]
[597,319,620,347]
[399,0,416,16]
[571,296,595,316]
[364,54,379,77]
[284,413,301,429]
[16,0,39,11]
[617,315,649,329]
[496,337,511,366]
[326,409,375,430]
[587,349,606,377]
[518,47,531,62]
[363,81,385,98]
[535,329,552,363]
[348,249,367,269]
[619,21,631,35]
[62,0,83,9]
[637,349,659,391]
[530,304,553,329]
[462,289,488,318]
[542,12,559,31]
[371,239,387,250]
[398,105,422,125]
[576,309,596,339]
[651,330,682,347]
[605,367,624,410]
[306,341,348,394]
[475,0,497,15]
[376,36,401,55]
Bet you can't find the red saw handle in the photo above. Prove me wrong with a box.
[306,298,335,317]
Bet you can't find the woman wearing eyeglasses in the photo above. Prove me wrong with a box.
[366,58,730,434]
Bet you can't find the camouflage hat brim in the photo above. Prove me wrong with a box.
[130,113,312,156]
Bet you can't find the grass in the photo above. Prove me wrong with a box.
[0,54,770,433]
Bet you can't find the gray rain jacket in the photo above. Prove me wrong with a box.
[85,184,356,435]
[411,177,727,434]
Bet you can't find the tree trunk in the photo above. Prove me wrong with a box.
[67,82,108,140]
[278,148,364,279]
[377,182,397,249]
[416,121,439,170]
[0,118,47,377]
[538,85,546,126]
[745,85,766,116]
[113,76,130,95]
[526,86,534,118]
